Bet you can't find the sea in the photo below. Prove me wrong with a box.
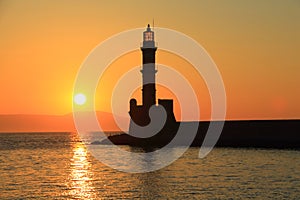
[0,132,299,199]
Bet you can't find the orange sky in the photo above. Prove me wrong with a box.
[0,0,299,121]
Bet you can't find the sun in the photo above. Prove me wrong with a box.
[74,93,86,105]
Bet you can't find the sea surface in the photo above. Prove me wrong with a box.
[0,132,299,199]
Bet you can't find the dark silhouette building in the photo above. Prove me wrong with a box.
[129,24,176,136]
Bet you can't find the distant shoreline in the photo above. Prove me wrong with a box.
[2,119,300,149]
[0,131,73,134]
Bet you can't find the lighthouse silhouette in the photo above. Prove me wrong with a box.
[140,24,157,111]
[128,24,177,137]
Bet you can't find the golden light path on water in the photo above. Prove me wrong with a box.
[67,142,96,199]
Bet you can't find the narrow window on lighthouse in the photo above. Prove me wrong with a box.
[145,32,153,41]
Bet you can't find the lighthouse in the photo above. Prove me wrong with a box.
[141,24,157,110]
[129,24,176,134]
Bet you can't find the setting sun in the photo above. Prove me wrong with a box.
[74,94,86,105]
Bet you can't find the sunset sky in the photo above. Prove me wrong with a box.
[1,0,299,122]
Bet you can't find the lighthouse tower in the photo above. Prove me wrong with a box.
[129,24,176,134]
[141,24,157,110]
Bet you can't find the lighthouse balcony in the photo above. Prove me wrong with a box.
[140,41,158,49]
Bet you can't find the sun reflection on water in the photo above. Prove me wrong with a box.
[67,142,96,199]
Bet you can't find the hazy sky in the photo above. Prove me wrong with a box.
[0,0,299,120]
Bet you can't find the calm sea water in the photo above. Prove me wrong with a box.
[0,132,299,199]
